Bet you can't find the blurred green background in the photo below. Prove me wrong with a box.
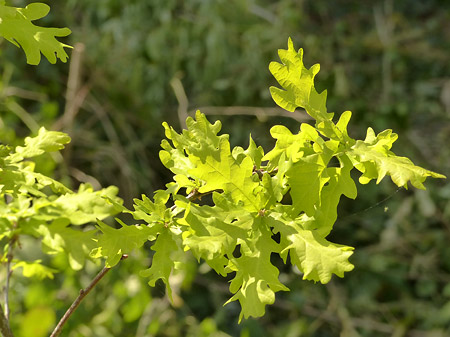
[1,0,450,336]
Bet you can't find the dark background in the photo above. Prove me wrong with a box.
[1,0,449,336]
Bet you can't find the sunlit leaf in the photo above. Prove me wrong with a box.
[0,3,71,65]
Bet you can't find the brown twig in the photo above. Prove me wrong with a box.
[186,188,223,202]
[170,75,189,129]
[191,106,312,123]
[4,227,18,322]
[58,42,86,132]
[0,303,13,337]
[4,242,13,321]
[169,188,223,213]
[49,255,128,337]
[253,166,278,180]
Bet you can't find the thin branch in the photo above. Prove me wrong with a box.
[4,244,13,321]
[0,304,13,337]
[2,86,46,101]
[5,100,40,133]
[191,106,312,123]
[186,188,223,202]
[4,231,18,322]
[170,75,189,129]
[49,255,128,337]
[58,42,86,132]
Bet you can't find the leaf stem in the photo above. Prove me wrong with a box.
[186,188,223,201]
[49,255,128,337]
[169,188,223,212]
[0,303,14,337]
[253,165,278,180]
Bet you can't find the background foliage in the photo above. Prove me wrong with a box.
[1,0,449,336]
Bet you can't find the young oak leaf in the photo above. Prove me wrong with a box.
[27,171,71,194]
[244,135,264,168]
[188,138,261,212]
[269,213,354,283]
[286,157,329,217]
[37,218,96,270]
[140,229,179,302]
[10,127,70,162]
[285,133,339,218]
[286,228,354,283]
[178,195,251,275]
[12,260,57,280]
[95,219,158,268]
[161,110,227,166]
[131,192,171,225]
[225,224,289,322]
[300,154,357,237]
[269,38,332,122]
[262,123,317,169]
[350,128,445,188]
[49,184,120,225]
[0,2,71,65]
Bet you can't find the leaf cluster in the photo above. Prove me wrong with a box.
[0,127,120,278]
[96,39,445,321]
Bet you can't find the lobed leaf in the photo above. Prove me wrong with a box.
[225,223,289,322]
[269,213,354,283]
[269,38,332,122]
[140,229,179,302]
[37,218,96,270]
[12,127,70,161]
[95,219,157,268]
[350,128,446,188]
[12,260,57,280]
[178,194,251,275]
[0,3,71,65]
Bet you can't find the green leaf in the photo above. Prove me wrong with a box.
[350,128,446,188]
[189,138,261,211]
[12,127,70,161]
[37,218,96,270]
[178,194,251,275]
[161,111,263,211]
[140,229,179,301]
[131,191,171,225]
[298,154,357,237]
[269,213,354,283]
[269,38,333,122]
[286,156,329,217]
[262,123,317,167]
[95,219,157,268]
[28,171,71,194]
[225,223,289,322]
[12,260,57,280]
[161,110,228,166]
[244,135,264,168]
[0,3,71,65]
[50,184,120,225]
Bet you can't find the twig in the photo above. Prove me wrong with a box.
[191,106,312,123]
[2,86,46,101]
[4,229,18,322]
[49,255,128,337]
[170,76,189,129]
[5,100,40,133]
[0,304,13,337]
[4,242,14,321]
[59,42,86,132]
